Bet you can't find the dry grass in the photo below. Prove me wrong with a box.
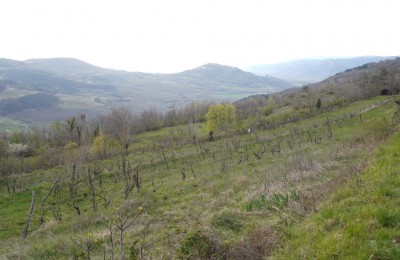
[229,226,278,259]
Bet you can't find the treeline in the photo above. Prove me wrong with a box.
[0,100,215,174]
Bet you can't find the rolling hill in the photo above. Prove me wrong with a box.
[0,58,294,126]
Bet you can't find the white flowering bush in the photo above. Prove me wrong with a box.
[7,143,31,157]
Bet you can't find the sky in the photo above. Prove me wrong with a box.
[1,0,399,73]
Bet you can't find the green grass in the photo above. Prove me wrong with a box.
[273,118,400,259]
[0,97,398,258]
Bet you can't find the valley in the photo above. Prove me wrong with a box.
[0,58,294,129]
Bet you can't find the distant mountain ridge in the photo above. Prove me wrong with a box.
[24,58,108,75]
[0,58,294,124]
[246,56,397,85]
[268,57,400,113]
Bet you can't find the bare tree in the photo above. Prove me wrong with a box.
[70,234,96,260]
[114,205,143,260]
[101,107,138,155]
[140,107,161,131]
[87,169,97,212]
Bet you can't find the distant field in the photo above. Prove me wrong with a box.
[56,94,105,109]
[0,87,39,100]
[0,117,30,131]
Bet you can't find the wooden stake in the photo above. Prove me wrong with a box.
[22,191,35,238]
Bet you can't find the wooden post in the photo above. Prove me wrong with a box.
[22,191,35,238]
[161,150,169,170]
[88,170,97,212]
[42,177,60,203]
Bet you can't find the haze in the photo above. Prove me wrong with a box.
[1,0,399,73]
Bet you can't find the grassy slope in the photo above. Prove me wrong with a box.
[273,110,400,259]
[0,96,397,258]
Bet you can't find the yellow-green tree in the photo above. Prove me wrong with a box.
[205,103,237,134]
[90,133,118,160]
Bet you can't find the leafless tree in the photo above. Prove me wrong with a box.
[115,205,143,260]
[100,106,138,155]
[87,169,97,212]
[140,107,161,131]
[70,234,96,260]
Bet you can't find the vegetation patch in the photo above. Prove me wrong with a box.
[273,125,400,259]
[179,231,223,259]
[211,211,243,232]
[244,191,300,212]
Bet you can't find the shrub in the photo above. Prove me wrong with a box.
[263,106,274,116]
[244,191,299,211]
[7,143,33,157]
[244,195,268,211]
[179,231,223,259]
[212,211,243,233]
[229,226,278,259]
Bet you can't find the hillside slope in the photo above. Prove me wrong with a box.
[268,58,400,114]
[246,56,396,85]
[0,96,397,259]
[0,58,293,125]
[273,116,400,259]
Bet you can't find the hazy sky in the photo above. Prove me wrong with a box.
[1,0,399,73]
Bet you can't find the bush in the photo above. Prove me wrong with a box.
[212,211,243,233]
[244,191,299,211]
[263,106,274,116]
[7,143,33,157]
[229,226,278,259]
[179,231,223,259]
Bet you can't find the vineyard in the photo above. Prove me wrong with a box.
[0,96,399,259]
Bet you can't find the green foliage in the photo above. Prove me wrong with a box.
[376,207,400,228]
[205,103,237,133]
[244,194,268,211]
[179,231,221,259]
[212,211,243,232]
[263,106,274,116]
[244,191,299,211]
[90,134,118,159]
[316,98,322,109]
[129,243,139,260]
